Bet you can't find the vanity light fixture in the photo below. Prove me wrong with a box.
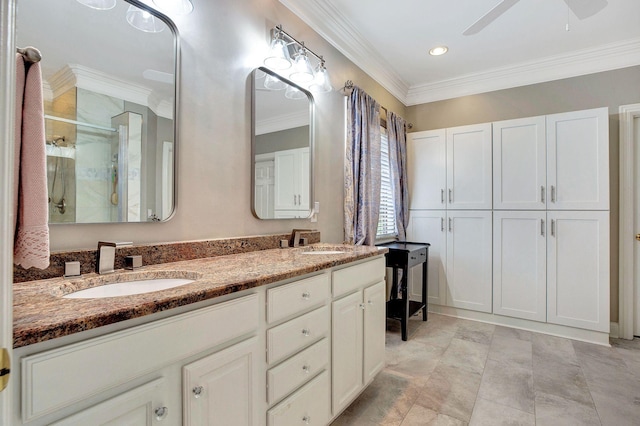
[76,0,116,10]
[263,25,332,94]
[264,73,287,90]
[429,46,449,56]
[152,0,194,16]
[284,84,307,100]
[126,5,166,33]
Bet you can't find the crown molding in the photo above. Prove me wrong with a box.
[406,37,640,105]
[279,0,409,103]
[45,64,173,118]
[278,0,640,106]
[256,110,309,135]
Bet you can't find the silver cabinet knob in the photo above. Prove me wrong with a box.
[301,328,311,337]
[367,300,373,305]
[359,303,365,310]
[301,292,311,300]
[192,386,204,398]
[302,364,311,374]
[302,415,311,424]
[154,406,169,421]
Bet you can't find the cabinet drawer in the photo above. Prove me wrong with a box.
[267,370,330,426]
[22,294,259,422]
[267,306,329,364]
[267,274,330,324]
[332,257,385,298]
[267,338,329,404]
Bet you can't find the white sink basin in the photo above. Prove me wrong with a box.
[301,250,345,255]
[63,278,195,299]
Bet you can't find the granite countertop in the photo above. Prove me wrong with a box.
[14,243,387,348]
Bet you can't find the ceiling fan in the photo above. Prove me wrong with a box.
[463,0,608,36]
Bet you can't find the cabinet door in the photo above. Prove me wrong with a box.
[255,160,275,219]
[300,147,310,209]
[183,337,260,426]
[407,210,447,305]
[274,150,298,210]
[363,281,386,384]
[546,107,609,210]
[493,211,547,322]
[547,211,610,332]
[407,130,447,209]
[446,211,493,313]
[446,124,492,210]
[332,291,363,415]
[493,117,546,210]
[51,379,170,426]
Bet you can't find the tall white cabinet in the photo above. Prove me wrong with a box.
[408,107,610,336]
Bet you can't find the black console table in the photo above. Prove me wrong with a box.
[377,241,430,341]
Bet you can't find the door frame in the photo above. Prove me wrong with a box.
[0,0,16,421]
[619,103,640,339]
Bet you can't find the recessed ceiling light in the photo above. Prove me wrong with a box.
[429,46,448,56]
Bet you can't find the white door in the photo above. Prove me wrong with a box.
[493,117,546,210]
[363,281,385,384]
[183,337,260,426]
[331,291,363,415]
[300,147,310,209]
[446,123,493,210]
[407,210,447,305]
[546,107,609,210]
[446,210,493,313]
[407,130,446,209]
[547,211,610,332]
[255,160,274,218]
[274,149,298,210]
[493,211,547,322]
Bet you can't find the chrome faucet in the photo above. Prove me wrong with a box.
[96,241,117,274]
[289,229,312,248]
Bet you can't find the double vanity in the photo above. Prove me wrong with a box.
[11,241,387,425]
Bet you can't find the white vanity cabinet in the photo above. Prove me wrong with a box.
[331,258,386,416]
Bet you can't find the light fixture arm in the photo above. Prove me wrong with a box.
[272,25,325,64]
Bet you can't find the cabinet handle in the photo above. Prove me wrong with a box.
[154,406,169,421]
[448,217,452,232]
[551,185,556,203]
[302,415,311,424]
[298,194,301,205]
[359,303,366,310]
[449,189,453,203]
[541,219,545,236]
[192,386,204,399]
[541,186,545,203]
[293,194,297,205]
[441,189,445,204]
[441,217,444,232]
[551,219,555,237]
[301,328,311,337]
[301,291,311,300]
[368,300,374,305]
[302,364,311,374]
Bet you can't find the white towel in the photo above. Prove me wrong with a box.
[13,53,50,269]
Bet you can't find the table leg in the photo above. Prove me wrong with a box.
[401,265,408,341]
[422,257,428,321]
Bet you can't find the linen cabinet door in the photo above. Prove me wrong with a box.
[446,123,492,210]
[546,107,609,210]
[446,211,493,313]
[183,337,261,426]
[547,211,610,332]
[363,281,386,384]
[332,291,363,415]
[407,129,447,209]
[493,116,546,210]
[493,211,547,322]
[407,210,447,305]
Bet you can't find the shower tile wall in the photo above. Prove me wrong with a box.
[75,88,123,223]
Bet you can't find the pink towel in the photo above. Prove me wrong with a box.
[13,53,50,269]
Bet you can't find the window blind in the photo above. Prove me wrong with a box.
[377,129,397,238]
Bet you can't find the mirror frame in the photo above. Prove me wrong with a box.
[251,66,315,220]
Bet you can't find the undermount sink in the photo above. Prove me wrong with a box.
[301,250,346,255]
[60,271,200,299]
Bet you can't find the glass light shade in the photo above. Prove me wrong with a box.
[152,0,194,15]
[264,38,291,70]
[126,5,165,33]
[76,0,116,10]
[284,84,307,100]
[264,74,286,90]
[288,50,315,84]
[309,63,332,93]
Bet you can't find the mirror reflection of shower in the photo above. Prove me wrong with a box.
[47,135,68,215]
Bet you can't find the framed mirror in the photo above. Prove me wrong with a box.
[16,0,178,223]
[251,67,314,219]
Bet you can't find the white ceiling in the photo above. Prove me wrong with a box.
[279,0,640,106]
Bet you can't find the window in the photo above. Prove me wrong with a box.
[377,128,397,238]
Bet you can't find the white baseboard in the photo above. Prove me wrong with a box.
[609,322,619,339]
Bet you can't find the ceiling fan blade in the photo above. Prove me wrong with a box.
[563,0,608,20]
[463,0,520,36]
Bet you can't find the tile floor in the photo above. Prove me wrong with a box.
[331,313,640,426]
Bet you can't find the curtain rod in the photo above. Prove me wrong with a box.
[342,80,413,129]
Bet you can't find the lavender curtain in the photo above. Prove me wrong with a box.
[387,111,409,240]
[344,87,381,246]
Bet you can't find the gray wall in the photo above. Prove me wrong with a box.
[255,125,309,155]
[407,65,640,322]
[45,0,406,251]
